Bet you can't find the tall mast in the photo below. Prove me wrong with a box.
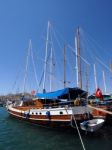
[50,47,53,92]
[110,62,112,92]
[64,45,66,88]
[43,21,50,92]
[76,27,82,88]
[75,37,78,87]
[85,64,88,92]
[102,70,107,93]
[110,62,112,72]
[93,64,98,90]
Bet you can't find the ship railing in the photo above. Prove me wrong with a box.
[42,99,87,109]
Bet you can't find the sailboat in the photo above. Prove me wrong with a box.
[7,23,103,130]
[87,64,112,120]
[7,87,92,127]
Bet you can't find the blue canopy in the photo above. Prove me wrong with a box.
[36,88,69,99]
[36,87,87,99]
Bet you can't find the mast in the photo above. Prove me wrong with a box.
[75,37,78,87]
[85,64,88,92]
[110,62,112,72]
[76,27,82,88]
[64,45,66,88]
[110,62,112,92]
[102,70,107,93]
[43,21,50,92]
[93,64,98,90]
[50,47,53,92]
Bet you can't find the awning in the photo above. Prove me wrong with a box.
[36,87,87,99]
[36,88,69,99]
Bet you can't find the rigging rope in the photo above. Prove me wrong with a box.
[96,57,111,72]
[67,44,90,66]
[30,40,39,89]
[23,41,30,93]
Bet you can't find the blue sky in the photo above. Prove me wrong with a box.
[0,0,112,94]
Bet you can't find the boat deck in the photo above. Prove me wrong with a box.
[14,106,42,111]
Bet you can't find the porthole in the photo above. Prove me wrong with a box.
[39,112,42,115]
[32,112,34,115]
[60,111,63,115]
[36,112,38,115]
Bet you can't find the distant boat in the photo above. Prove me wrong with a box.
[88,90,112,119]
[0,102,3,107]
[80,119,105,132]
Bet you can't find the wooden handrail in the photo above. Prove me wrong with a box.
[88,105,112,115]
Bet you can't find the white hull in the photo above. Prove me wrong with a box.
[80,119,105,132]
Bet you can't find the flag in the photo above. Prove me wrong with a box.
[95,88,103,100]
[31,90,36,95]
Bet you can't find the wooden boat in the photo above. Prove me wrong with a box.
[6,24,108,131]
[7,88,93,128]
[80,118,105,132]
[88,90,112,120]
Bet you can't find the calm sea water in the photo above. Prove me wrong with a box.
[0,107,112,150]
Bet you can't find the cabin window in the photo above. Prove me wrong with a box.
[39,112,42,115]
[36,112,38,115]
[60,111,63,115]
[32,112,34,115]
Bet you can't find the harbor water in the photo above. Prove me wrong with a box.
[0,107,112,150]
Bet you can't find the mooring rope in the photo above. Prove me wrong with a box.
[64,107,86,150]
[72,115,86,150]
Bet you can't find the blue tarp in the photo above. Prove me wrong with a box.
[36,88,69,99]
